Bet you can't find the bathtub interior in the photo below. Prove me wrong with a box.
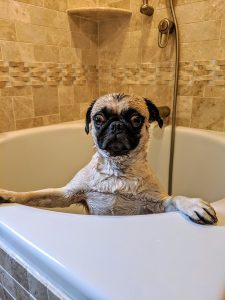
[0,123,94,214]
[149,126,225,203]
[0,122,225,214]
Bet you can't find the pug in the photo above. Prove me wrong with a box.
[0,94,217,224]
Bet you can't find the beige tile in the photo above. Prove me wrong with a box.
[191,97,225,131]
[74,85,93,103]
[80,102,90,119]
[156,0,169,8]
[204,85,225,98]
[56,11,69,30]
[33,86,59,116]
[175,0,208,6]
[44,0,67,11]
[99,0,130,9]
[193,81,205,96]
[58,85,74,105]
[107,83,129,95]
[1,41,34,62]
[145,84,172,107]
[179,20,221,43]
[218,39,225,60]
[180,40,220,61]
[48,28,70,47]
[142,39,175,63]
[1,86,32,96]
[204,0,225,21]
[0,19,16,41]
[128,11,142,31]
[15,0,43,6]
[176,96,192,126]
[28,5,68,29]
[34,45,59,62]
[28,5,57,27]
[99,28,130,51]
[13,96,34,120]
[67,0,98,9]
[71,32,91,49]
[82,49,98,65]
[60,104,80,122]
[128,84,148,97]
[0,96,15,133]
[16,22,70,47]
[16,22,48,44]
[16,116,44,129]
[0,0,9,20]
[175,2,207,24]
[68,15,80,32]
[43,114,60,125]
[9,1,31,23]
[178,84,193,96]
[59,47,81,64]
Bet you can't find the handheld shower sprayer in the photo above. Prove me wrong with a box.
[140,0,154,16]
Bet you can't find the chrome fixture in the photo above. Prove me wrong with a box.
[158,18,175,48]
[140,0,154,16]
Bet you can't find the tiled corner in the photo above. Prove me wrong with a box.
[0,246,69,300]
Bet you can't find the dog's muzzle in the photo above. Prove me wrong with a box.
[101,121,130,156]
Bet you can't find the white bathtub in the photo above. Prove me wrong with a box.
[0,121,225,202]
[0,121,225,300]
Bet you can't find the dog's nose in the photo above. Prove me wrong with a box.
[109,121,124,134]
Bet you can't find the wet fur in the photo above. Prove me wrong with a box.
[0,94,217,224]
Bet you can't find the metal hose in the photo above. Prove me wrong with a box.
[168,0,180,195]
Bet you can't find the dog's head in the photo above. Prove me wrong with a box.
[85,93,163,157]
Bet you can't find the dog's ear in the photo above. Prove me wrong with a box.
[144,98,163,128]
[85,100,96,134]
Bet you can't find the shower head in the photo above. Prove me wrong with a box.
[140,0,154,16]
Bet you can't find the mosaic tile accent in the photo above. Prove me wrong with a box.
[0,59,225,132]
[0,245,70,300]
[99,62,175,85]
[0,61,98,88]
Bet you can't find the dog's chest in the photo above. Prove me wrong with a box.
[86,174,148,215]
[86,191,145,215]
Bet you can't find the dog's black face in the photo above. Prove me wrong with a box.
[85,94,163,157]
[93,107,145,156]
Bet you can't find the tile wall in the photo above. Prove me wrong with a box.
[0,0,224,133]
[98,0,225,131]
[0,0,98,133]
[0,245,69,300]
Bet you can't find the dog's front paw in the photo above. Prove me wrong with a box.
[173,196,218,225]
[0,189,14,204]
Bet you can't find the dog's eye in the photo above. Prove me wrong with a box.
[130,115,142,127]
[94,114,106,125]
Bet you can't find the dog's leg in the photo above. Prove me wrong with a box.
[143,187,217,224]
[163,195,218,224]
[0,187,84,208]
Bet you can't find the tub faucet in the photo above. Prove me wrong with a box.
[140,0,154,16]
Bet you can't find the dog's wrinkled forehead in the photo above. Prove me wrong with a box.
[91,94,149,119]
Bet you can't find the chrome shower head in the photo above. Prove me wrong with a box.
[140,0,154,16]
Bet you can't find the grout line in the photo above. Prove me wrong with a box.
[1,284,16,300]
[219,19,223,40]
[0,266,30,299]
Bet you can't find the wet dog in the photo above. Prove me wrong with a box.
[0,94,217,224]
